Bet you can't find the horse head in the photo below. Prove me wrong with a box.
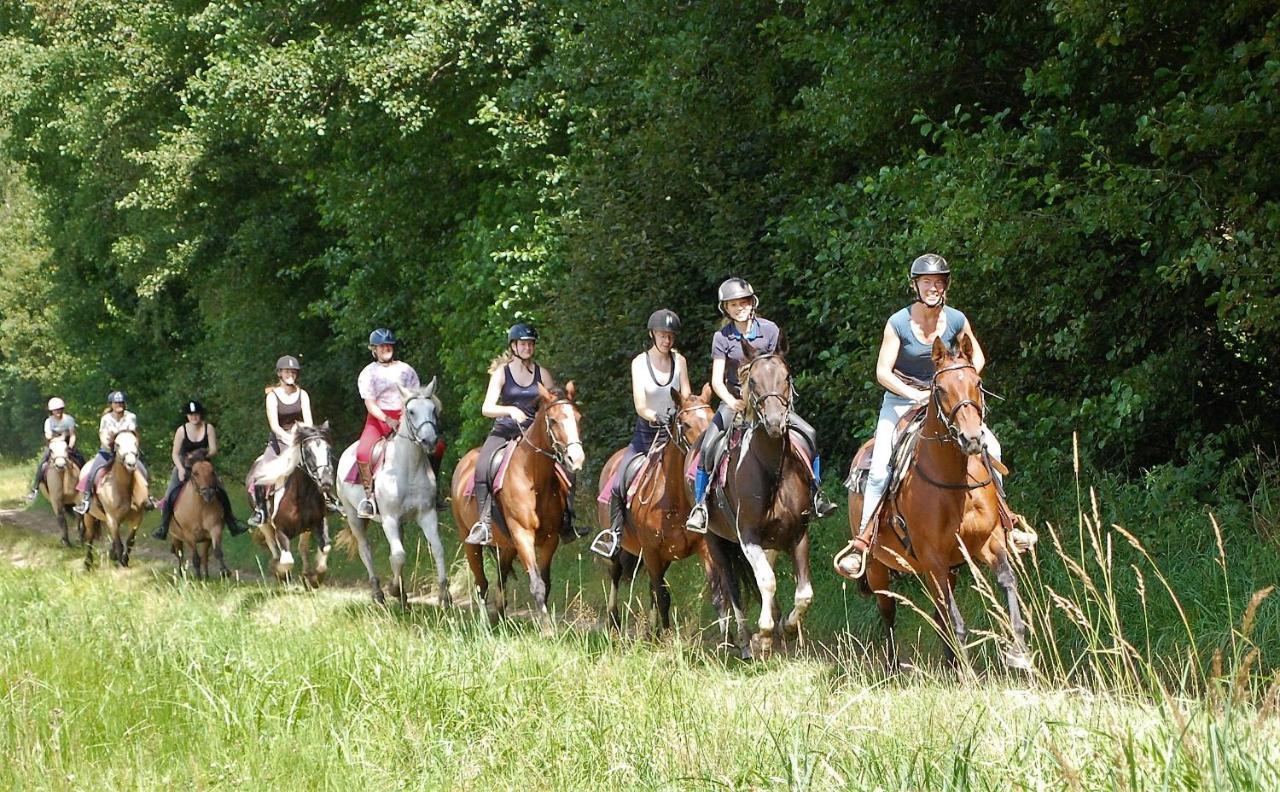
[48,436,70,470]
[930,335,986,456]
[536,381,585,472]
[671,383,715,451]
[295,422,336,497]
[738,340,792,439]
[113,430,140,471]
[397,377,442,450]
[185,449,218,502]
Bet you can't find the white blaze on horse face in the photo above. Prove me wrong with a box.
[49,438,69,469]
[115,433,139,470]
[553,404,585,472]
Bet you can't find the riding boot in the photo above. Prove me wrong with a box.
[808,456,838,518]
[685,468,710,533]
[213,485,245,536]
[73,488,92,515]
[357,461,377,518]
[247,485,268,527]
[152,493,174,540]
[465,491,493,546]
[590,491,626,558]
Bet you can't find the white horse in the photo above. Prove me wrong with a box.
[336,379,450,607]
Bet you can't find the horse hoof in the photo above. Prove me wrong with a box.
[437,589,453,609]
[1003,650,1033,672]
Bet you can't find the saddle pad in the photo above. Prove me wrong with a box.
[341,438,387,484]
[461,440,517,498]
[851,406,926,472]
[596,453,650,507]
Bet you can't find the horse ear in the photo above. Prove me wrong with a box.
[775,329,789,357]
[421,376,437,398]
[670,387,682,408]
[957,333,974,362]
[538,383,554,403]
[931,337,949,368]
[739,337,756,360]
[566,380,576,401]
[699,382,712,402]
[319,420,331,435]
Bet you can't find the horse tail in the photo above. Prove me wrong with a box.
[705,532,759,606]
[333,526,359,559]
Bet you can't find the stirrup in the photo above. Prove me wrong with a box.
[73,496,91,515]
[813,491,838,519]
[357,496,378,519]
[590,529,620,558]
[325,495,343,514]
[465,519,492,546]
[834,538,869,580]
[25,489,38,503]
[247,508,265,527]
[685,503,708,534]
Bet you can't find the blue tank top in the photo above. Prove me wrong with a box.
[494,363,543,433]
[889,305,967,383]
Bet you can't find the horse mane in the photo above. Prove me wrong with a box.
[256,439,302,484]
[185,448,211,465]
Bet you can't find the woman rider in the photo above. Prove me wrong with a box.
[355,328,420,518]
[591,309,692,558]
[837,253,1032,579]
[152,400,244,540]
[465,322,577,546]
[246,355,314,527]
[685,278,838,532]
[26,397,84,502]
[74,391,150,514]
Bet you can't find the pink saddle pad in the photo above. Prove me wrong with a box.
[461,440,517,499]
[596,455,651,507]
[342,439,386,484]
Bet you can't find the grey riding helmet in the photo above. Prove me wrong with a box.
[909,253,950,279]
[717,277,758,315]
[107,390,127,404]
[275,355,301,371]
[369,328,397,346]
[647,309,681,333]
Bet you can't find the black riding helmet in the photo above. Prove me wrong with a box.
[647,309,681,334]
[507,322,538,344]
[909,254,950,306]
[184,400,205,416]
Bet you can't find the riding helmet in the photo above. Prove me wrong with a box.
[107,390,127,404]
[909,253,951,279]
[47,397,65,411]
[507,322,538,343]
[275,354,301,371]
[717,277,758,315]
[185,400,204,416]
[647,309,681,333]
[368,328,397,346]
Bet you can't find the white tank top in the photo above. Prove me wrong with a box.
[637,351,684,417]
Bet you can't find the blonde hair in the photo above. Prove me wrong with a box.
[487,350,515,374]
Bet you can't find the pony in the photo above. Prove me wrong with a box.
[451,383,585,627]
[166,449,231,579]
[81,430,149,569]
[251,422,336,587]
[702,343,816,659]
[336,379,450,607]
[596,385,721,633]
[841,336,1030,670]
[40,436,82,547]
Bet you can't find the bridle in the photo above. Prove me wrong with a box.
[520,398,583,469]
[298,431,334,488]
[915,361,993,490]
[396,393,441,449]
[739,354,793,428]
[669,402,714,454]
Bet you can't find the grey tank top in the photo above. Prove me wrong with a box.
[889,305,967,383]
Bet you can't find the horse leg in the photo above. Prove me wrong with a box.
[928,567,967,666]
[381,515,408,609]
[347,517,384,605]
[417,507,451,608]
[995,551,1032,671]
[697,541,730,640]
[607,551,628,632]
[213,531,230,580]
[739,540,779,657]
[783,530,814,642]
[642,551,672,634]
[866,559,898,672]
[705,533,751,659]
[511,528,550,630]
[82,515,97,570]
[122,523,137,567]
[276,534,295,582]
[495,547,517,623]
[190,542,203,580]
[464,543,490,617]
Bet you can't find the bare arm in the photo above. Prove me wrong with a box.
[300,390,314,425]
[711,358,743,412]
[67,428,77,449]
[540,366,557,392]
[676,352,692,400]
[875,321,929,402]
[961,320,986,374]
[206,424,219,457]
[631,355,658,422]
[364,398,389,423]
[171,427,185,475]
[481,367,524,422]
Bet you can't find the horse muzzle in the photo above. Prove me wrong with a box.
[199,487,217,503]
[53,459,67,470]
[957,432,984,456]
[565,442,585,473]
[121,453,139,470]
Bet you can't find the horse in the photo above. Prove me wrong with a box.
[702,342,816,659]
[596,384,720,633]
[40,436,82,547]
[335,379,450,607]
[451,383,585,627]
[81,430,149,569]
[167,450,230,580]
[841,335,1030,671]
[251,422,336,587]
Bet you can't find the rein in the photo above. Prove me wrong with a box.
[914,361,993,490]
[395,393,441,450]
[518,398,582,470]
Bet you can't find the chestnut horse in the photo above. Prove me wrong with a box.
[451,383,585,627]
[703,343,816,659]
[842,336,1030,670]
[252,423,336,587]
[167,450,230,579]
[40,436,82,547]
[82,430,149,569]
[596,385,719,632]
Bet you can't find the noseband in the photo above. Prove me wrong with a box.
[521,398,583,468]
[670,403,713,453]
[299,434,333,486]
[396,394,441,448]
[740,355,793,427]
[916,361,994,490]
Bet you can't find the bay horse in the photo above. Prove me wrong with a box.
[596,384,719,632]
[40,436,82,547]
[336,380,450,607]
[451,383,585,627]
[252,423,336,587]
[841,336,1030,670]
[703,342,815,659]
[82,430,149,569]
[167,450,230,579]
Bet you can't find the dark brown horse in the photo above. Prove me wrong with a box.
[703,343,815,659]
[252,423,336,588]
[451,383,585,627]
[167,450,230,579]
[596,384,718,632]
[841,336,1030,670]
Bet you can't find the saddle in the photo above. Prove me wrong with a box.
[596,451,653,509]
[342,438,389,484]
[686,425,812,493]
[845,406,927,498]
[460,440,519,499]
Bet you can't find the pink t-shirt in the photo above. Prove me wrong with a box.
[358,361,420,411]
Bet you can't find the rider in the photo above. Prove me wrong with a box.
[837,253,1033,579]
[685,277,838,533]
[591,309,692,558]
[465,322,576,546]
[246,355,314,527]
[74,391,149,515]
[355,328,420,518]
[152,400,245,540]
[26,397,84,501]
